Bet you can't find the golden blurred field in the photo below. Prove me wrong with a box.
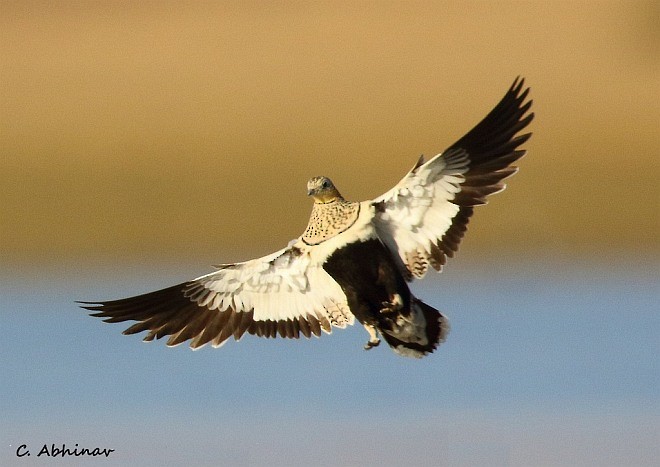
[1,1,658,266]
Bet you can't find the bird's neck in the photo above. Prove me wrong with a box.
[302,199,360,245]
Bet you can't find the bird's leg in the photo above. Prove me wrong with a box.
[380,293,403,314]
[363,324,380,350]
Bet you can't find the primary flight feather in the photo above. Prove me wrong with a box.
[80,78,533,358]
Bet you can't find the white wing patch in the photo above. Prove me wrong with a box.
[185,244,354,329]
[373,148,469,278]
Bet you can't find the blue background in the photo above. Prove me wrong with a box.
[2,255,657,466]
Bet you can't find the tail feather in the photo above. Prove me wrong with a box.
[380,298,449,358]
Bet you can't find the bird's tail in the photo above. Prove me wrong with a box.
[380,297,450,358]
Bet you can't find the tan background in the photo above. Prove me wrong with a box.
[1,1,658,267]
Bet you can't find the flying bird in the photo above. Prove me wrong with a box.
[80,78,533,358]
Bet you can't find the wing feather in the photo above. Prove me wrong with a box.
[79,243,354,349]
[372,77,533,279]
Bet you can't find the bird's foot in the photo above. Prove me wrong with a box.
[380,293,403,314]
[363,324,381,351]
[364,339,380,350]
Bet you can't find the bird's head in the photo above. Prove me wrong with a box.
[307,176,342,203]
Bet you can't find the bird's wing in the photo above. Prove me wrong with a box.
[80,243,354,349]
[371,78,534,279]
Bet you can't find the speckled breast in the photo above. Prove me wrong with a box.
[302,200,361,245]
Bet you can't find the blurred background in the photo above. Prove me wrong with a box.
[1,1,658,466]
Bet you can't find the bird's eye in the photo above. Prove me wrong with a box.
[322,180,330,189]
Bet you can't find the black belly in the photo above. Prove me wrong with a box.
[322,238,410,325]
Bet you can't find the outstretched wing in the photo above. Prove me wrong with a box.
[372,78,534,279]
[79,244,354,349]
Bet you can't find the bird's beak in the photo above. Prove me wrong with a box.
[307,188,314,196]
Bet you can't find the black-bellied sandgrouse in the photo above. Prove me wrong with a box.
[80,78,533,358]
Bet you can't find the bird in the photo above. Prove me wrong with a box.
[79,78,533,358]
